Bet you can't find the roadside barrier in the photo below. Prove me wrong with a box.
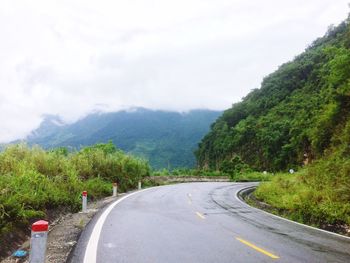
[29,220,48,263]
[82,191,88,213]
[138,181,142,190]
[113,183,118,197]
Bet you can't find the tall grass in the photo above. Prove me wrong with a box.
[255,157,350,227]
[0,143,150,238]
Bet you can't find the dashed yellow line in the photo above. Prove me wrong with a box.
[236,237,279,259]
[196,212,205,219]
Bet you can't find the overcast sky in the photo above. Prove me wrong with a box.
[0,0,349,142]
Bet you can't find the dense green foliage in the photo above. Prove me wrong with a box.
[0,142,149,239]
[196,20,350,172]
[25,108,221,169]
[196,19,350,229]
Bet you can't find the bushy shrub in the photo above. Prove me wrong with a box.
[0,142,150,238]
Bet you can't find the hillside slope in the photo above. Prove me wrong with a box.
[195,20,350,172]
[25,108,221,169]
[195,18,350,230]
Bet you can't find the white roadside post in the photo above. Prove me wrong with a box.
[138,181,142,190]
[29,220,48,263]
[82,191,88,213]
[113,183,118,197]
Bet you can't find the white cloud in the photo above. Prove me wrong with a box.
[0,0,349,142]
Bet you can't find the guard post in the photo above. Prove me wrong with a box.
[82,191,88,213]
[113,182,118,197]
[138,181,142,190]
[29,220,48,263]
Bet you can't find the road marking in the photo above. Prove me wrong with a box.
[196,211,205,219]
[236,237,279,259]
[83,188,156,263]
[187,193,192,205]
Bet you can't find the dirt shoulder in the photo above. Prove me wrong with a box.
[1,194,121,263]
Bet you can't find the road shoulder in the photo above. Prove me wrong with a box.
[238,186,350,239]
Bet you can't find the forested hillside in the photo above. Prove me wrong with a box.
[25,108,221,169]
[196,20,350,172]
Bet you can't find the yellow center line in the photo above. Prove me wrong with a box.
[196,212,205,219]
[236,237,279,259]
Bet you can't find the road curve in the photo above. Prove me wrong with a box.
[70,183,350,263]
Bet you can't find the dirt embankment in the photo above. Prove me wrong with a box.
[1,195,119,263]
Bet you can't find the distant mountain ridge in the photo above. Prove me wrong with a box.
[25,108,222,169]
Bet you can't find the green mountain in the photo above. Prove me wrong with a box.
[195,20,350,172]
[26,108,221,169]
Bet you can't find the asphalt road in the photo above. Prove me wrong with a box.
[70,183,350,263]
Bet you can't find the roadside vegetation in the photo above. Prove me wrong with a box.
[255,126,350,230]
[0,142,150,245]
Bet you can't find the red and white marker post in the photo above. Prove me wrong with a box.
[82,191,88,213]
[113,183,118,197]
[29,220,48,263]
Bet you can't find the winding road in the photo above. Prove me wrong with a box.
[70,182,350,263]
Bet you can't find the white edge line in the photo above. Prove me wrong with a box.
[83,187,159,263]
[234,186,350,241]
